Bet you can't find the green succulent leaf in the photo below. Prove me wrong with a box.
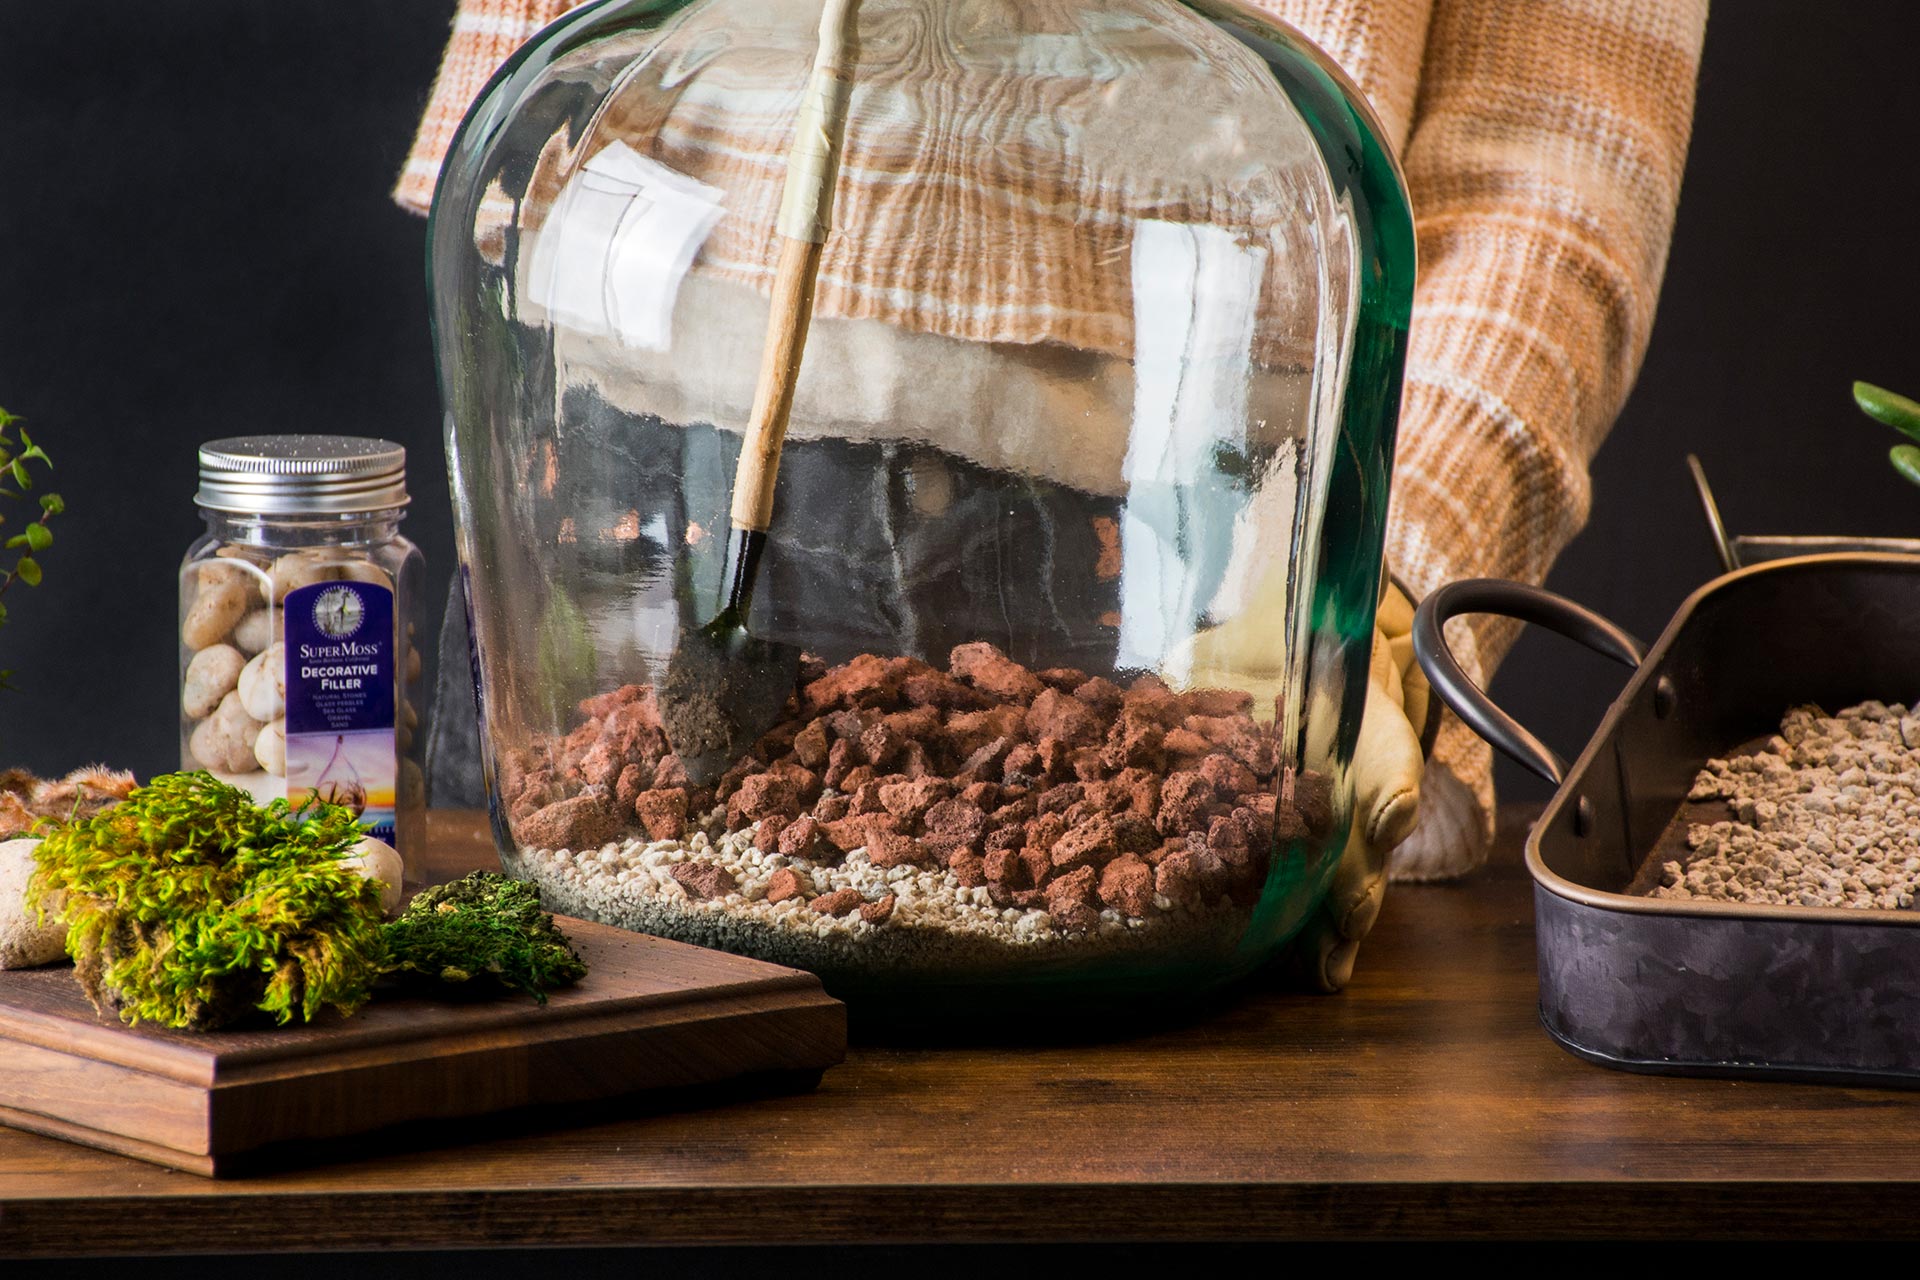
[18,523,50,552]
[1856,382,1920,445]
[39,493,63,516]
[1891,444,1920,488]
[8,460,29,490]
[14,556,41,587]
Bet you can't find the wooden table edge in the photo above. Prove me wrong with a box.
[9,1179,1920,1252]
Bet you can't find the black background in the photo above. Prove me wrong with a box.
[1,0,1917,820]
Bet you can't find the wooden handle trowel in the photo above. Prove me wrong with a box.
[659,0,861,787]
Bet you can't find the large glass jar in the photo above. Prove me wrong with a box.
[430,0,1413,1014]
[179,437,429,870]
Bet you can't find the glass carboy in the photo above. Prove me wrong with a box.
[430,0,1413,1014]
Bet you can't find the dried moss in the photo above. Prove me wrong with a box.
[28,772,385,1030]
[383,871,587,1002]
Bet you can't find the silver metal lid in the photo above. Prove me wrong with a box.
[196,435,409,515]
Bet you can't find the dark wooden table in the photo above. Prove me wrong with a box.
[5,806,1919,1253]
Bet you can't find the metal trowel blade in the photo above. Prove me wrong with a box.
[659,621,802,788]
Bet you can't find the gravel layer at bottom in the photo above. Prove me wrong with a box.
[508,820,1252,979]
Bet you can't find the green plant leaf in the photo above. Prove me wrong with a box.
[3,535,25,550]
[1856,382,1920,445]
[1891,444,1920,488]
[0,599,9,625]
[14,556,40,587]
[8,460,29,491]
[23,522,50,552]
[38,493,63,516]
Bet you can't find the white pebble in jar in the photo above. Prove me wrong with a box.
[191,559,264,599]
[189,691,264,775]
[182,644,246,719]
[255,717,287,777]
[237,642,287,721]
[211,690,265,771]
[335,560,393,589]
[232,607,278,655]
[181,577,252,650]
[269,551,342,603]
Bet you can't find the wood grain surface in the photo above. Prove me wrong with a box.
[5,807,1920,1251]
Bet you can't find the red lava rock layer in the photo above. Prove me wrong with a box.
[500,643,1332,930]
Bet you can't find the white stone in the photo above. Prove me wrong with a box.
[0,838,64,969]
[341,836,405,915]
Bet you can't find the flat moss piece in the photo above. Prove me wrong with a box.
[27,772,385,1030]
[383,872,586,1002]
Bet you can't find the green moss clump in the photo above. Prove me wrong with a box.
[384,872,586,1002]
[28,772,385,1030]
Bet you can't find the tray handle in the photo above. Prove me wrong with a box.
[1412,580,1646,787]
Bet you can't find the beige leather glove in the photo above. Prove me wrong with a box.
[1283,581,1429,992]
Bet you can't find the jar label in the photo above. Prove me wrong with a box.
[283,579,397,845]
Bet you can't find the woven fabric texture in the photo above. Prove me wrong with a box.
[396,0,1707,877]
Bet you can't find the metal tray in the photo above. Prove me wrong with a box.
[1413,553,1920,1087]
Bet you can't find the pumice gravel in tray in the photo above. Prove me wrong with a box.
[1644,700,1920,910]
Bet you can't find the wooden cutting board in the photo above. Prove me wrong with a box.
[0,916,845,1176]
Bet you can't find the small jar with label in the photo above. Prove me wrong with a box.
[179,436,426,868]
